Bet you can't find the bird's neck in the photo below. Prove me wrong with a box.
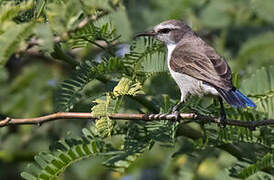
[166,43,177,70]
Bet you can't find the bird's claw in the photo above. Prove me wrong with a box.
[218,115,227,128]
[171,110,180,122]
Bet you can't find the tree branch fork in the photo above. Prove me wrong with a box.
[0,112,273,130]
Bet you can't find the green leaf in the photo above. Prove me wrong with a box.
[251,0,274,23]
[95,116,114,137]
[200,0,232,28]
[54,57,126,112]
[92,94,114,117]
[109,6,132,41]
[241,66,274,118]
[103,153,138,172]
[20,172,36,180]
[0,21,36,66]
[126,38,166,74]
[34,24,54,53]
[68,22,117,49]
[230,152,274,178]
[141,51,167,73]
[21,127,111,180]
[113,77,144,97]
[34,155,48,169]
[34,0,47,18]
[54,60,96,112]
[80,0,112,12]
[47,0,83,34]
[0,66,8,83]
[58,153,71,164]
[0,1,33,25]
[236,32,274,71]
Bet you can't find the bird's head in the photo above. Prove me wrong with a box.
[135,20,192,45]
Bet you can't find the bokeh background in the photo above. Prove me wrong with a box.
[0,0,274,179]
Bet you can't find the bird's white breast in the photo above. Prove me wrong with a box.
[166,43,218,102]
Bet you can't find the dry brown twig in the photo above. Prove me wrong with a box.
[1,112,273,130]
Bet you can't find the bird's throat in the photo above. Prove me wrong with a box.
[166,43,177,69]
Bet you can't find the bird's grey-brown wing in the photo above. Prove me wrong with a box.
[170,41,233,90]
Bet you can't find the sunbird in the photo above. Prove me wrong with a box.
[136,20,256,125]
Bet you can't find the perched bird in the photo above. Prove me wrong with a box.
[136,20,256,124]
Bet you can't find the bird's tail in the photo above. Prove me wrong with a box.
[215,88,256,108]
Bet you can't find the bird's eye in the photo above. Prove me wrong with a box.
[159,28,171,34]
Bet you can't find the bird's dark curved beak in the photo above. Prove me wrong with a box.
[135,30,157,38]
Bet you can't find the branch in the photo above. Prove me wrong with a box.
[18,12,111,60]
[0,112,273,129]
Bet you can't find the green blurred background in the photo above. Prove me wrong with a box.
[1,0,274,179]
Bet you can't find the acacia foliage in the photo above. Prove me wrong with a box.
[0,0,274,179]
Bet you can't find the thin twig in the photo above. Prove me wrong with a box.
[0,112,273,129]
[18,11,111,54]
[82,37,116,57]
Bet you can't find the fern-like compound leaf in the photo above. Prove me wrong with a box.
[230,152,274,178]
[0,21,36,66]
[21,127,112,180]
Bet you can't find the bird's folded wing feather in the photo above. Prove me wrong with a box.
[170,42,233,90]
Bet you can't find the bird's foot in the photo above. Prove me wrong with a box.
[218,114,227,128]
[171,101,183,122]
[218,97,227,128]
[171,110,181,122]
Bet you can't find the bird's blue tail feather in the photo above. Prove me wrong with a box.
[215,88,256,108]
[233,89,256,108]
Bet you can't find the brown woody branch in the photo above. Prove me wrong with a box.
[0,112,273,129]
